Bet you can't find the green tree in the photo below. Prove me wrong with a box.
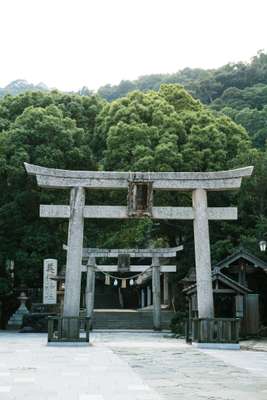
[218,104,267,150]
[94,84,256,271]
[96,84,252,172]
[0,93,103,288]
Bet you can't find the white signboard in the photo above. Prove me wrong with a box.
[43,259,58,304]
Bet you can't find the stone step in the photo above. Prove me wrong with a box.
[94,285,121,309]
[91,310,174,330]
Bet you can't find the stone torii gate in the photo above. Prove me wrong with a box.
[80,246,182,330]
[24,163,253,323]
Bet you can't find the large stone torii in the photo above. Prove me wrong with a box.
[25,163,253,321]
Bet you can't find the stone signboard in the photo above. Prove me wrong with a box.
[43,259,57,304]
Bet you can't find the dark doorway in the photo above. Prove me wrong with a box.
[214,294,235,318]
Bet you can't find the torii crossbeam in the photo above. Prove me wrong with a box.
[25,163,253,324]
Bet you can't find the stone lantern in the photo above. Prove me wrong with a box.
[7,292,29,329]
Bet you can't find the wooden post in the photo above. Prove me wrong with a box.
[163,273,169,305]
[141,289,145,308]
[86,257,96,326]
[188,297,192,342]
[235,295,244,318]
[245,294,260,335]
[152,257,161,331]
[147,286,152,306]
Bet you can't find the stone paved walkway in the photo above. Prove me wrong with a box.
[240,338,267,352]
[0,331,267,399]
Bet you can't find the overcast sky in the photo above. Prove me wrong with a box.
[0,0,266,91]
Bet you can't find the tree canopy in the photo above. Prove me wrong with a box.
[96,85,251,173]
[0,75,265,302]
[0,92,103,291]
[97,51,267,151]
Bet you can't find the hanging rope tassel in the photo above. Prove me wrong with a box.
[95,265,152,286]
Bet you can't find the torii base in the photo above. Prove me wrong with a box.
[187,317,240,348]
[47,316,90,344]
[192,342,240,350]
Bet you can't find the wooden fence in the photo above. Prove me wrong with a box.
[186,318,240,343]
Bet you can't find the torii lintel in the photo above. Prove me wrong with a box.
[24,163,253,191]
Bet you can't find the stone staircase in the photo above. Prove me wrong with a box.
[91,309,174,330]
[94,285,121,309]
[87,282,174,330]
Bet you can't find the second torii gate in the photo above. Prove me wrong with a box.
[81,246,182,330]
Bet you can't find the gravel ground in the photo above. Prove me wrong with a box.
[240,338,267,352]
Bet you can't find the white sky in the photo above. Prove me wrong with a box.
[0,0,266,91]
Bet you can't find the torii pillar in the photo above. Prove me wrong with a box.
[85,257,96,324]
[63,187,85,319]
[152,257,161,330]
[193,189,214,318]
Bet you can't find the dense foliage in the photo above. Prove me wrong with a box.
[0,91,103,293]
[97,51,267,104]
[98,51,267,151]
[0,52,267,304]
